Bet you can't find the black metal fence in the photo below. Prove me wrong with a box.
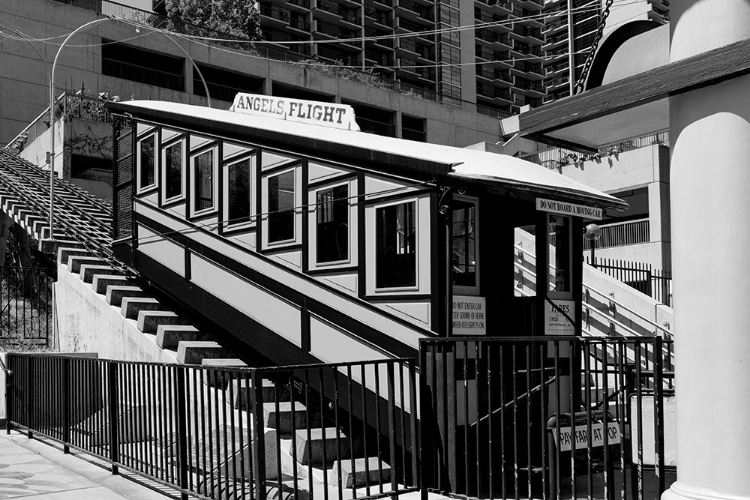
[587,257,673,307]
[0,267,54,348]
[420,336,675,500]
[5,355,418,500]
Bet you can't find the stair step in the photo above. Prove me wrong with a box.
[156,324,205,349]
[202,358,248,388]
[138,311,188,334]
[177,341,233,365]
[106,285,144,307]
[80,264,119,283]
[233,378,279,409]
[58,247,88,265]
[328,457,392,488]
[93,275,130,294]
[121,297,160,320]
[68,255,100,273]
[294,428,350,465]
[264,402,307,432]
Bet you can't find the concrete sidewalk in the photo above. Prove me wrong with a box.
[0,430,177,500]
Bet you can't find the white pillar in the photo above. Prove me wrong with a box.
[665,2,750,500]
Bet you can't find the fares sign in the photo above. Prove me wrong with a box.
[552,422,621,452]
[231,93,360,131]
[536,198,603,220]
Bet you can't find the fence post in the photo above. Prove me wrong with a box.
[27,356,33,439]
[5,355,12,434]
[418,342,431,500]
[108,361,120,475]
[653,338,666,494]
[251,369,267,500]
[175,366,189,500]
[62,358,70,454]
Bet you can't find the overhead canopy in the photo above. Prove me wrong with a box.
[516,26,750,151]
[108,100,627,212]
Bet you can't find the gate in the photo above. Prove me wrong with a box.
[0,266,54,348]
[419,336,674,500]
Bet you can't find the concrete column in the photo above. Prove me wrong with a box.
[664,2,750,500]
[647,180,670,270]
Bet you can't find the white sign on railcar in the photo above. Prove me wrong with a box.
[452,295,486,335]
[545,299,575,336]
[536,198,603,220]
[552,422,621,452]
[231,93,360,131]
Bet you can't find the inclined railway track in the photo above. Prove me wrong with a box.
[0,149,131,273]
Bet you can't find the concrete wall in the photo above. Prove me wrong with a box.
[1,0,502,148]
[55,261,176,363]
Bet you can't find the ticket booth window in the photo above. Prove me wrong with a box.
[549,215,572,295]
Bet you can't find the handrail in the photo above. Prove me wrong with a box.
[514,243,673,338]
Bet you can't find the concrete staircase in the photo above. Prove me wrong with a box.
[59,247,242,368]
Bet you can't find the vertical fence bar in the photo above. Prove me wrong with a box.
[175,366,189,500]
[109,361,120,475]
[62,357,70,453]
[251,369,267,500]
[653,338,666,496]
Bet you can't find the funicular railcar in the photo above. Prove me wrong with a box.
[106,95,626,496]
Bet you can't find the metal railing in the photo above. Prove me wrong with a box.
[6,354,418,500]
[587,257,673,307]
[586,219,650,249]
[514,242,674,342]
[420,336,674,500]
[6,92,112,155]
[0,267,54,348]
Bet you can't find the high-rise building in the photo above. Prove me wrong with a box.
[235,0,547,117]
[541,0,669,102]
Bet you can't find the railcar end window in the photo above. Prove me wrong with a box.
[138,134,155,190]
[316,184,349,264]
[165,141,183,200]
[452,199,477,289]
[376,201,416,288]
[194,149,215,213]
[227,158,253,226]
[268,169,296,243]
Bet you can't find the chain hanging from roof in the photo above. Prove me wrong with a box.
[573,0,615,95]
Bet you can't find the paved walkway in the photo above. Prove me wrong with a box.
[0,431,176,500]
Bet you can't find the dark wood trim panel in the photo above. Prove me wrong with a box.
[135,212,426,358]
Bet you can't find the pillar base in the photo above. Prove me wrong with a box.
[663,482,750,500]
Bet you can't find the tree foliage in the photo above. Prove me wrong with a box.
[165,0,262,41]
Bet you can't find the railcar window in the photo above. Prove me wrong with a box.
[228,158,252,225]
[268,170,295,243]
[376,201,416,288]
[316,184,349,263]
[452,199,477,288]
[194,149,214,212]
[165,142,183,199]
[138,135,155,189]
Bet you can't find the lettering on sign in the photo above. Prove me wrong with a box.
[536,198,603,220]
[545,299,575,336]
[552,423,621,452]
[231,93,360,131]
[452,295,486,335]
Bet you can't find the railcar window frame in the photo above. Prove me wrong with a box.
[136,132,157,194]
[308,179,357,269]
[161,136,186,206]
[222,153,256,232]
[451,196,480,295]
[261,164,302,249]
[189,144,219,218]
[375,199,418,291]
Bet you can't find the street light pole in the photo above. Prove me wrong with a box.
[584,223,601,268]
[49,17,111,242]
[47,18,213,243]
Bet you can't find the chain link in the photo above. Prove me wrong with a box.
[573,0,615,95]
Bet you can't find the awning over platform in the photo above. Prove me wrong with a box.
[109,100,627,212]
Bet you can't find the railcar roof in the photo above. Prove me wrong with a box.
[109,100,627,211]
